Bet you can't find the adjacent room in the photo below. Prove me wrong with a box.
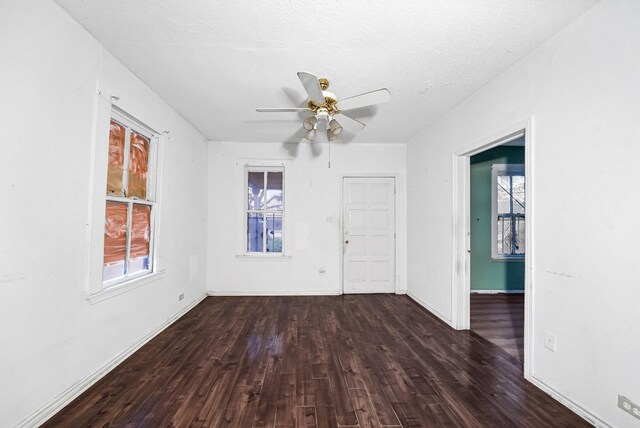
[1,0,639,427]
[469,136,526,362]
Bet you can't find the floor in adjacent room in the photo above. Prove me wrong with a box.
[470,293,525,363]
[45,294,584,427]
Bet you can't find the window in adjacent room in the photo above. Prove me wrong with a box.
[103,111,159,287]
[491,164,525,259]
[245,168,284,253]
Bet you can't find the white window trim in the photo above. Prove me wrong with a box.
[103,110,160,289]
[244,166,285,255]
[86,97,165,302]
[491,163,525,261]
[236,160,291,258]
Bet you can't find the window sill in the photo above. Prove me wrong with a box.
[87,271,165,304]
[491,257,525,262]
[235,254,292,261]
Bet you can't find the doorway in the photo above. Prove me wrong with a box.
[342,177,396,294]
[469,140,525,363]
[451,118,533,378]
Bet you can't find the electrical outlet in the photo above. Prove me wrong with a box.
[619,395,640,420]
[179,293,184,301]
[544,331,556,352]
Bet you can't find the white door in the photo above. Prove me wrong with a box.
[343,177,395,294]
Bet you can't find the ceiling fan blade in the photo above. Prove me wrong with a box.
[297,72,326,105]
[337,88,391,111]
[256,108,311,112]
[335,113,366,133]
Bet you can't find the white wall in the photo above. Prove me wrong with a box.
[208,142,406,296]
[0,1,208,426]
[407,0,640,426]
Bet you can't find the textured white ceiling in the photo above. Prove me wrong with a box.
[56,0,597,143]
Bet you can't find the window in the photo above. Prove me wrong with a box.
[491,164,525,259]
[245,168,284,253]
[103,111,158,287]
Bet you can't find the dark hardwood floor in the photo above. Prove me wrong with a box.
[45,295,587,427]
[470,293,524,362]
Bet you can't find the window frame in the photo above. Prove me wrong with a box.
[102,109,160,289]
[243,166,285,255]
[491,163,525,260]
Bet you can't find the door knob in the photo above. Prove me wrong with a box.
[344,240,350,244]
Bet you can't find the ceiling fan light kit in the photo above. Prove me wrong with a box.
[304,128,316,141]
[328,119,343,136]
[303,116,317,131]
[256,71,391,144]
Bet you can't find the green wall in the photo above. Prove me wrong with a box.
[470,144,525,291]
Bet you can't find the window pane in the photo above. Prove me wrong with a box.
[104,201,128,281]
[107,121,125,196]
[512,175,525,214]
[130,204,151,274]
[128,131,150,199]
[265,212,283,253]
[515,217,526,255]
[497,175,511,214]
[266,172,283,210]
[247,213,263,252]
[248,172,264,210]
[497,216,512,255]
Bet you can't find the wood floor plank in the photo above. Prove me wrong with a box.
[326,342,359,426]
[349,388,382,428]
[296,406,318,428]
[43,295,588,428]
[313,378,338,428]
[275,373,297,427]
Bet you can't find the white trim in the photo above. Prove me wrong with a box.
[102,113,160,289]
[235,254,292,261]
[244,166,285,255]
[528,376,610,428]
[87,101,164,297]
[19,293,208,428]
[207,290,341,296]
[86,94,113,294]
[451,117,534,380]
[407,291,455,328]
[236,159,291,257]
[470,289,525,294]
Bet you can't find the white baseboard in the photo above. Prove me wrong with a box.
[471,289,525,294]
[18,293,208,428]
[207,290,341,296]
[208,290,407,296]
[406,291,455,328]
[529,375,610,427]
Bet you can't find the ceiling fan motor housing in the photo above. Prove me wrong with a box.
[315,108,331,122]
[308,90,339,115]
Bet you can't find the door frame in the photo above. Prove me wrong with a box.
[451,117,534,379]
[341,175,398,295]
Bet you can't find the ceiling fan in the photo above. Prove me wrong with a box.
[256,72,391,142]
